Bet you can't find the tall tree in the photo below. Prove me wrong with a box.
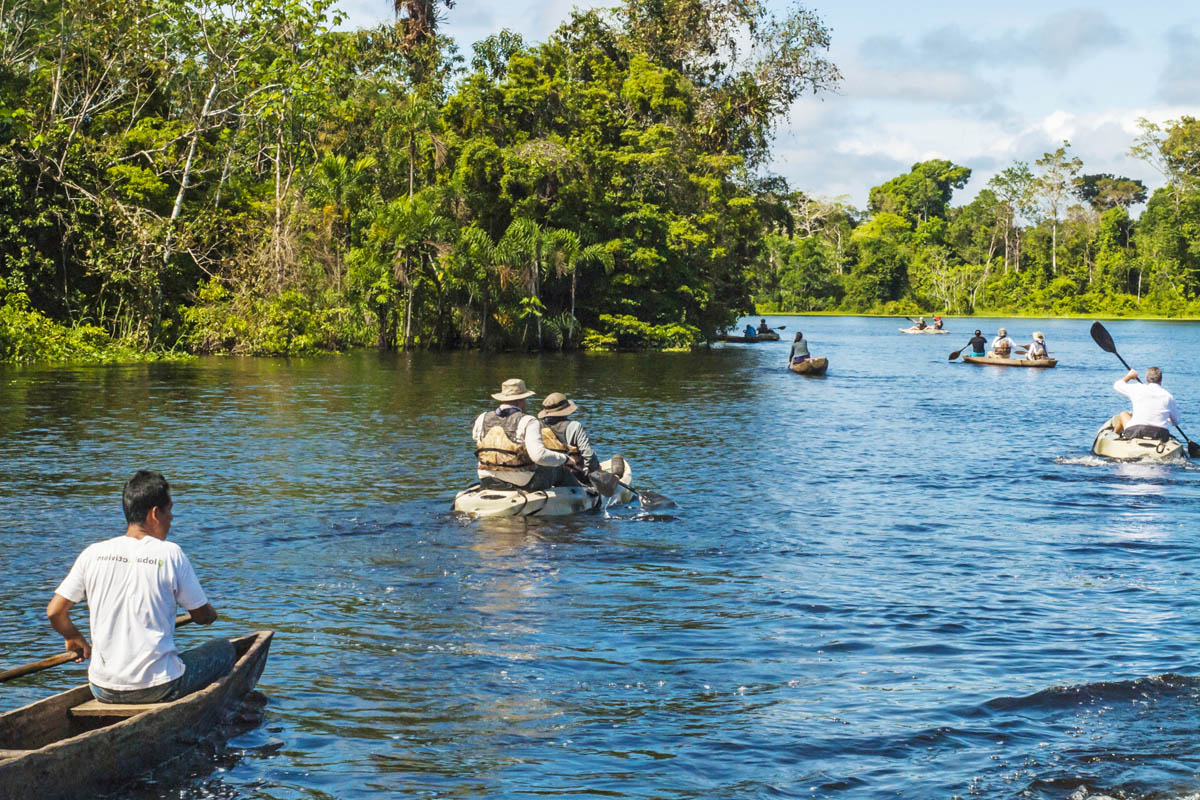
[1034,142,1083,275]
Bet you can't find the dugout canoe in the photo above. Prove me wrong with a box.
[962,355,1057,368]
[899,327,949,334]
[0,631,273,800]
[1090,420,1186,462]
[789,357,828,376]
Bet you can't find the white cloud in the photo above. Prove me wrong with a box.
[1158,27,1200,104]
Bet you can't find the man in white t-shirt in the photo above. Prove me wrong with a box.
[46,471,235,703]
[1111,367,1180,441]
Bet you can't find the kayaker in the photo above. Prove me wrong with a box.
[788,331,810,366]
[1109,367,1179,441]
[46,470,235,704]
[539,392,605,486]
[990,328,1015,357]
[472,378,568,491]
[1025,331,1048,360]
[965,329,987,357]
[757,319,771,334]
[933,315,944,330]
[744,323,757,338]
[916,317,927,330]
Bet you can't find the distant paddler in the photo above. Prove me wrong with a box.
[965,329,987,357]
[989,327,1015,357]
[787,331,811,367]
[1023,331,1049,360]
[46,470,234,704]
[472,378,568,491]
[1107,366,1179,442]
[933,315,944,330]
[757,318,772,334]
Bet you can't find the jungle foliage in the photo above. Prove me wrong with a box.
[0,0,839,361]
[753,121,1200,320]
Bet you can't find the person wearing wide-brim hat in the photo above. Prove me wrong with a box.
[471,378,567,491]
[539,392,603,481]
[1023,330,1049,360]
[990,327,1015,357]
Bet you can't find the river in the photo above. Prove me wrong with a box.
[4,315,1200,799]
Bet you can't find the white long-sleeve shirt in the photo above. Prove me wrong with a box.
[472,404,567,485]
[1114,380,1180,429]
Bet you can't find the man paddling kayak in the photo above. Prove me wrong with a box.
[46,471,234,704]
[472,378,568,491]
[1108,367,1180,441]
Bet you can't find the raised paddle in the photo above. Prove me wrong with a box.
[1089,320,1200,458]
[0,614,194,684]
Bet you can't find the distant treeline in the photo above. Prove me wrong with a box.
[0,0,838,361]
[751,121,1200,320]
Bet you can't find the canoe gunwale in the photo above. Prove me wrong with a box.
[962,356,1057,368]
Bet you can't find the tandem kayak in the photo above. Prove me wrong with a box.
[1091,421,1186,462]
[453,458,636,517]
[899,327,948,334]
[713,332,779,343]
[790,357,828,376]
[962,355,1057,368]
[0,631,272,800]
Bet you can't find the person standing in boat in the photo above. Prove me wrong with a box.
[1024,331,1048,360]
[989,328,1015,357]
[538,392,614,487]
[46,470,235,704]
[963,329,987,357]
[788,331,810,366]
[473,378,568,491]
[1109,367,1179,441]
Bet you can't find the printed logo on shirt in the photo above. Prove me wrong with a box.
[136,556,165,568]
[95,554,129,563]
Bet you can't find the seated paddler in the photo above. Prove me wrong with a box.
[472,378,568,492]
[1025,331,1048,360]
[1109,366,1179,441]
[539,392,610,486]
[757,319,771,334]
[965,329,987,357]
[788,331,810,366]
[989,327,1015,357]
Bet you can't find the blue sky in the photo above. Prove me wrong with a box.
[335,0,1200,210]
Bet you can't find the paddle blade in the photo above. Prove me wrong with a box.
[586,469,619,497]
[636,490,676,510]
[1090,321,1116,353]
[948,348,963,361]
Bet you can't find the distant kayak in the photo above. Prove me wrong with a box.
[714,332,779,343]
[899,327,948,335]
[1091,421,1186,462]
[963,355,1057,368]
[789,357,828,376]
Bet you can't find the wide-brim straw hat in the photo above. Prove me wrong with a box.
[1033,332,1045,341]
[491,378,536,402]
[538,392,579,418]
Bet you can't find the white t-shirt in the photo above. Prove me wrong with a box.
[55,535,208,690]
[1114,380,1180,429]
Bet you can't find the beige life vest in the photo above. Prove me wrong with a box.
[540,425,570,456]
[475,410,535,472]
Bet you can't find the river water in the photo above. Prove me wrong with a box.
[4,315,1200,799]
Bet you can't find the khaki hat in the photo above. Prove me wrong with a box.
[1033,331,1045,341]
[539,392,579,418]
[491,378,536,402]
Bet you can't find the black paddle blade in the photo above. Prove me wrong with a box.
[1090,321,1116,353]
[636,490,676,510]
[586,469,619,497]
[1189,440,1200,459]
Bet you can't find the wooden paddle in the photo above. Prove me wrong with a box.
[0,614,194,684]
[1089,321,1200,458]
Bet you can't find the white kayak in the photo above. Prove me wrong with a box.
[453,458,636,517]
[1090,421,1186,462]
[898,327,948,334]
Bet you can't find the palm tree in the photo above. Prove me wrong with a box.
[496,217,545,347]
[308,153,376,294]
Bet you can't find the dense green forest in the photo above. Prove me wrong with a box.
[2,0,1199,363]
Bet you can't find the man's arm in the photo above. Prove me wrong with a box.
[571,422,602,473]
[46,594,90,661]
[186,603,218,625]
[522,418,567,467]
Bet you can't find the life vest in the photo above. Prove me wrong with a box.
[475,410,535,472]
[546,419,580,458]
[993,342,1011,357]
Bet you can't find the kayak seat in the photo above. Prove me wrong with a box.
[70,699,170,718]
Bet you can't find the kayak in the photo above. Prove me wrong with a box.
[790,357,828,376]
[1091,421,1186,462]
[963,355,1057,368]
[0,631,272,800]
[713,332,779,343]
[453,457,636,517]
[899,327,948,334]
[755,330,781,341]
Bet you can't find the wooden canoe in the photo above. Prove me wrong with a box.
[790,357,828,376]
[962,355,1057,368]
[713,333,778,343]
[0,631,272,800]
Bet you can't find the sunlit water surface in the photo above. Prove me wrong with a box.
[4,316,1200,799]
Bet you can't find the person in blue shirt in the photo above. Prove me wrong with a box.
[744,324,756,338]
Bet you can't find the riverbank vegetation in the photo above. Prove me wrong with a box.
[0,0,837,360]
[3,0,1200,363]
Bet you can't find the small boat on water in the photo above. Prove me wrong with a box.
[963,355,1057,368]
[0,631,273,800]
[453,458,636,517]
[1091,421,1186,462]
[713,332,779,343]
[899,327,948,335]
[790,357,828,376]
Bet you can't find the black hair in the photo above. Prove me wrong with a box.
[123,470,171,524]
[974,330,981,336]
